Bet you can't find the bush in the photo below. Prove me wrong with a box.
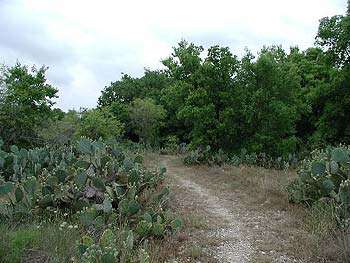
[183,146,229,166]
[160,135,180,154]
[287,145,350,227]
[183,146,299,169]
[37,110,80,146]
[78,108,124,140]
[128,98,166,145]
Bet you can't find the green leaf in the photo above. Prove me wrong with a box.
[330,161,339,174]
[142,212,153,223]
[77,138,92,155]
[311,161,326,176]
[322,179,334,194]
[10,145,19,154]
[129,169,140,185]
[101,254,116,263]
[75,170,87,189]
[15,186,24,202]
[123,158,134,171]
[46,175,59,187]
[136,220,152,237]
[75,160,90,169]
[100,228,115,247]
[42,185,53,196]
[0,182,15,196]
[23,177,37,195]
[0,157,5,168]
[55,169,68,183]
[79,211,96,227]
[82,235,94,246]
[118,199,129,215]
[125,231,134,250]
[102,198,112,213]
[134,155,143,164]
[92,177,105,191]
[128,200,140,215]
[171,218,183,231]
[331,148,350,163]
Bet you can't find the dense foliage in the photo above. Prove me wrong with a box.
[94,7,350,157]
[0,138,181,261]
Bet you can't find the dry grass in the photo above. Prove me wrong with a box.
[145,154,350,262]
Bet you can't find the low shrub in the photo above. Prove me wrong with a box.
[287,145,350,227]
[183,146,298,169]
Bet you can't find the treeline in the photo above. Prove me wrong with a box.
[0,6,349,157]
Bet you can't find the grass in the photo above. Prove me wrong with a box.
[0,218,80,263]
[186,244,203,259]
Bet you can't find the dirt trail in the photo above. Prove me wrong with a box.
[177,176,253,262]
[160,156,309,263]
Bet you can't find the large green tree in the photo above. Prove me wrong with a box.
[316,11,350,67]
[0,63,58,148]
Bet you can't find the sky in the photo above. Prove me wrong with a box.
[0,0,346,110]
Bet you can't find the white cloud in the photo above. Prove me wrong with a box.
[0,0,346,110]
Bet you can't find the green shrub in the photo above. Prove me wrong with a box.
[183,146,298,169]
[37,110,80,146]
[78,108,124,140]
[160,135,180,154]
[287,145,350,227]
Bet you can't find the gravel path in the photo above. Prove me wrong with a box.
[177,177,253,262]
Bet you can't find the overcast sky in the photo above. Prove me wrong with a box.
[0,0,346,110]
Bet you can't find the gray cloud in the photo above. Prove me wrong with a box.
[0,0,346,110]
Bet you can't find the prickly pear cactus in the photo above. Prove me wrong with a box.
[287,145,350,225]
[0,138,181,261]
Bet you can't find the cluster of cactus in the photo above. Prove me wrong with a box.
[77,227,156,263]
[287,145,350,226]
[160,135,181,155]
[183,145,298,169]
[0,137,182,260]
[228,150,299,170]
[183,145,226,165]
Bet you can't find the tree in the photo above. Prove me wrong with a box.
[316,13,350,67]
[162,42,239,149]
[233,47,301,155]
[0,63,58,148]
[128,98,166,145]
[37,110,80,146]
[310,66,350,145]
[98,70,170,107]
[78,108,124,140]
